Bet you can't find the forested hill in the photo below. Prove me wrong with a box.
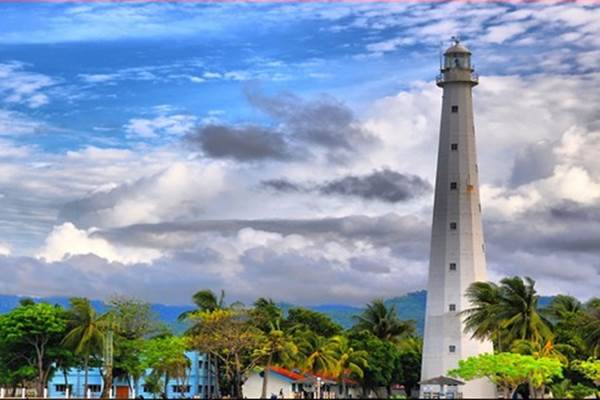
[0,290,554,335]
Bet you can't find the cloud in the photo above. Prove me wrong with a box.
[0,110,45,136]
[186,90,375,163]
[59,162,226,229]
[262,169,432,203]
[319,169,431,202]
[187,124,292,162]
[37,222,159,264]
[125,114,197,139]
[0,62,55,108]
[0,242,10,256]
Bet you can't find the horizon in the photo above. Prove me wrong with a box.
[0,1,599,305]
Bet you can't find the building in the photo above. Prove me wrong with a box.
[243,366,361,399]
[47,351,218,398]
[420,39,496,399]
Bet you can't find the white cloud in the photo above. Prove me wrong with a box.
[37,222,160,264]
[0,62,55,108]
[0,242,10,256]
[125,114,197,138]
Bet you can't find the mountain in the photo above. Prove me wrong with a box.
[0,291,555,336]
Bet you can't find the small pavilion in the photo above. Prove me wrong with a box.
[419,376,465,399]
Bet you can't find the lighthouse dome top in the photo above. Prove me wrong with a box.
[444,40,471,55]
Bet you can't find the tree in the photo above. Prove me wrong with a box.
[251,298,283,333]
[573,359,600,386]
[581,299,600,357]
[188,309,265,398]
[395,337,423,396]
[253,322,298,398]
[0,302,67,396]
[101,297,163,398]
[544,295,587,358]
[353,299,414,342]
[296,331,338,375]
[449,352,563,399]
[348,330,403,397]
[142,336,191,398]
[462,277,552,349]
[284,307,343,338]
[330,335,368,397]
[62,297,105,397]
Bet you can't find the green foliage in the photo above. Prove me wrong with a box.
[349,331,399,391]
[353,299,415,342]
[573,359,600,384]
[142,336,190,396]
[462,277,553,350]
[449,352,563,398]
[284,307,343,337]
[0,302,68,395]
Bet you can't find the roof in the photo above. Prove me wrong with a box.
[268,366,305,381]
[266,367,357,386]
[444,41,471,55]
[419,376,465,386]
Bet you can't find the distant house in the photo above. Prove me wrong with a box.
[48,351,218,398]
[243,366,361,399]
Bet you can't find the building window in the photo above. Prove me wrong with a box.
[451,143,458,151]
[172,385,191,393]
[55,385,72,393]
[451,105,459,113]
[482,243,486,252]
[449,345,456,353]
[198,385,204,394]
[449,304,456,312]
[88,385,101,393]
[450,182,457,190]
[449,263,457,271]
[450,222,457,230]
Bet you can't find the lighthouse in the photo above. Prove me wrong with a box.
[420,40,496,399]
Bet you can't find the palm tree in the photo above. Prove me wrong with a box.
[497,277,553,344]
[461,281,506,350]
[62,298,105,397]
[330,336,368,397]
[581,298,600,356]
[178,290,227,399]
[297,331,338,375]
[255,321,298,398]
[462,277,552,349]
[353,299,415,341]
[545,295,582,322]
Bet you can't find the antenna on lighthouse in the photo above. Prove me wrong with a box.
[439,40,444,70]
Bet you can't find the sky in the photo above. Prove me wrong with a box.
[0,1,599,306]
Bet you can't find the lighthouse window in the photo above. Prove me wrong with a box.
[451,143,458,151]
[451,105,459,113]
[449,345,456,353]
[449,304,456,312]
[450,222,457,230]
[450,182,457,190]
[449,263,457,271]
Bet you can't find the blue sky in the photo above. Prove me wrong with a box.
[0,2,599,305]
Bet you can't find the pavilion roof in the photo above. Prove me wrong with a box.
[419,376,465,386]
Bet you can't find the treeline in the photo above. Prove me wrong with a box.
[450,276,600,398]
[0,291,421,398]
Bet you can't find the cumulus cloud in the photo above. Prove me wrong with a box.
[37,223,160,264]
[59,162,226,229]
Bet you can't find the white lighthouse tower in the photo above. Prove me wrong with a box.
[420,39,496,399]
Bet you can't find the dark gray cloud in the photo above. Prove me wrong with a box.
[260,179,304,193]
[261,169,432,203]
[185,90,375,162]
[246,91,372,150]
[509,140,556,187]
[320,169,432,202]
[186,124,291,161]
